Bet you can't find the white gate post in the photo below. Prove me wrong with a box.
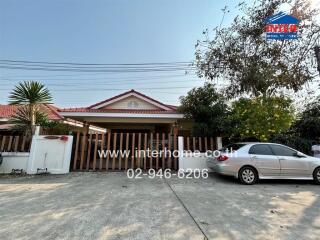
[216,137,222,149]
[178,136,184,170]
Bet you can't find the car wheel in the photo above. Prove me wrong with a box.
[239,166,258,185]
[313,167,320,185]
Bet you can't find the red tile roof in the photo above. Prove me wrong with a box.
[60,108,179,114]
[0,104,63,120]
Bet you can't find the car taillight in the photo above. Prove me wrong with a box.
[217,155,229,161]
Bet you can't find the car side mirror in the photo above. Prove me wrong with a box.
[293,152,305,158]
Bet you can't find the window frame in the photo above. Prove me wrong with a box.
[248,144,274,156]
[268,144,299,157]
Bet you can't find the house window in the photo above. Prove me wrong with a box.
[127,101,139,108]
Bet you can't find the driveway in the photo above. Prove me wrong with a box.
[0,172,319,240]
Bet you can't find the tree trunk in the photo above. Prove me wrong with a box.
[315,46,320,75]
[29,104,36,134]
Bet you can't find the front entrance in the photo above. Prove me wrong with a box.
[71,132,179,171]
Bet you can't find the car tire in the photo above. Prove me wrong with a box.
[239,166,258,185]
[313,167,320,185]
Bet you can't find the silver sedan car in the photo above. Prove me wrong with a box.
[207,142,320,185]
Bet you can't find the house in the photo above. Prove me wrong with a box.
[59,89,192,135]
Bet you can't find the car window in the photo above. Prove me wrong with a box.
[269,144,297,157]
[249,144,273,155]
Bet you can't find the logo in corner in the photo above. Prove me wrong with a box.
[265,12,299,40]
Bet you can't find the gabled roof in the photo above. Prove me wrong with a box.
[59,89,181,118]
[88,89,176,111]
[0,104,63,120]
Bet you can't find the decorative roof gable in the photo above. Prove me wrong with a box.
[89,89,175,111]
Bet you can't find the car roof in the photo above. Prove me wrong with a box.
[237,142,285,146]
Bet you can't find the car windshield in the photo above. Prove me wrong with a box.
[219,143,246,152]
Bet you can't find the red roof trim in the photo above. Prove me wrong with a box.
[60,108,179,114]
[88,89,176,110]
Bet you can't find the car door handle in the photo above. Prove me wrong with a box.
[279,158,286,161]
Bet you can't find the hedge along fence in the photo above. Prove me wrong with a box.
[0,134,32,152]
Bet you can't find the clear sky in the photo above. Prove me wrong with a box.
[0,0,239,108]
[1,0,318,108]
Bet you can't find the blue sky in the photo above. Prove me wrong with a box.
[0,0,240,107]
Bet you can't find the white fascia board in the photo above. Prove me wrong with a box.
[92,92,171,111]
[60,112,184,119]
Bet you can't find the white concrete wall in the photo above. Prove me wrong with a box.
[178,136,221,171]
[179,153,210,171]
[27,135,73,174]
[0,152,29,174]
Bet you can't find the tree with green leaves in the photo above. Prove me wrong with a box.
[9,81,52,134]
[195,0,320,97]
[291,97,320,140]
[231,96,294,141]
[179,83,231,137]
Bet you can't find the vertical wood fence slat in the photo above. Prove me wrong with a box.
[155,133,159,169]
[0,136,5,152]
[137,133,141,168]
[14,136,19,152]
[199,137,202,152]
[119,133,123,170]
[99,133,106,170]
[168,133,171,169]
[7,136,13,151]
[131,133,135,169]
[149,133,153,169]
[125,133,129,170]
[204,137,208,151]
[105,133,110,170]
[112,133,117,170]
[86,134,92,170]
[173,134,177,170]
[210,137,214,150]
[193,137,196,152]
[79,135,86,170]
[187,137,190,151]
[162,133,165,169]
[73,132,80,170]
[92,133,98,170]
[143,133,147,170]
[21,135,26,151]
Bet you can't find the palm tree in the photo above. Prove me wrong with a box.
[9,105,49,131]
[9,81,52,134]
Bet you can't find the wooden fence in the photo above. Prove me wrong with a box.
[71,132,218,171]
[0,134,32,152]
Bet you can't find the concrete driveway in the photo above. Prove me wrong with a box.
[0,172,319,240]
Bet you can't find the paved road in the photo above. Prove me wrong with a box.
[0,172,319,240]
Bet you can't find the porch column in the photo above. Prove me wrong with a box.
[83,122,90,135]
